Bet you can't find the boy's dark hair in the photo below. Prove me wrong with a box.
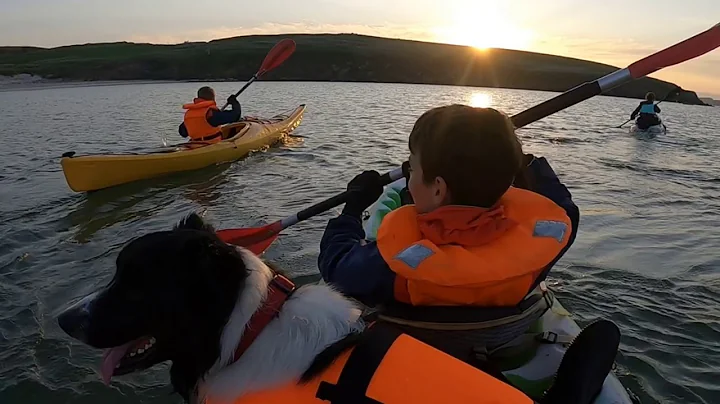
[197,86,215,101]
[408,105,522,208]
[645,92,656,102]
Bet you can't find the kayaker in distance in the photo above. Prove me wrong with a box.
[178,86,242,143]
[318,104,579,368]
[630,92,661,130]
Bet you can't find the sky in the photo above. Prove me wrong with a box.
[1,0,719,97]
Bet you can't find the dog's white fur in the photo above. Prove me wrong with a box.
[197,248,365,402]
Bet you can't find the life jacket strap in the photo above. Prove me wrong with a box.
[315,325,401,404]
[377,287,552,331]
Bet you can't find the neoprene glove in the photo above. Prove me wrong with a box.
[342,170,384,217]
[227,94,239,105]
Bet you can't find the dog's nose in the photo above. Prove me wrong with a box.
[57,291,98,343]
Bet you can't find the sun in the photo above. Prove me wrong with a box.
[470,92,493,108]
[433,1,533,51]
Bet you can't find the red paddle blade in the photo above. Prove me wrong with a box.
[257,39,296,76]
[217,222,283,255]
[629,23,720,78]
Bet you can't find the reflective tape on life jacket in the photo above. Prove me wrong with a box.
[377,187,572,307]
[639,103,657,115]
[207,326,533,404]
[182,99,222,143]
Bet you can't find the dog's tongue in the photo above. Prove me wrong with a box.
[100,341,134,385]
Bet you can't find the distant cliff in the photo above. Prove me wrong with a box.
[0,33,706,105]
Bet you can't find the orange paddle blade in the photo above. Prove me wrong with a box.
[629,23,720,78]
[258,39,296,76]
[217,222,282,255]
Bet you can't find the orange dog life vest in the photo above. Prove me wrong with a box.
[207,328,533,404]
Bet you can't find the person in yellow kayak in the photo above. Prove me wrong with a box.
[178,86,242,143]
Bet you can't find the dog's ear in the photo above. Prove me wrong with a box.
[176,213,215,233]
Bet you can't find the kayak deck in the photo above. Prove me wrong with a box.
[61,104,305,192]
[630,118,665,135]
[630,124,665,135]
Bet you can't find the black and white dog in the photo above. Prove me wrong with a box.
[58,213,618,403]
[58,214,364,402]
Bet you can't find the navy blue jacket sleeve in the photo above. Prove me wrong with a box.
[526,157,579,246]
[178,123,189,138]
[655,104,661,113]
[318,213,396,306]
[525,157,580,290]
[207,102,241,127]
[631,103,642,119]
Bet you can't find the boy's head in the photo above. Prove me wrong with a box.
[407,104,522,213]
[645,92,656,102]
[197,86,216,101]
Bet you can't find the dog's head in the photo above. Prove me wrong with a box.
[58,213,250,399]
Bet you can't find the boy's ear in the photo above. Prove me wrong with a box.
[435,176,451,204]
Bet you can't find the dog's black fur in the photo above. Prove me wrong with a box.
[59,214,251,400]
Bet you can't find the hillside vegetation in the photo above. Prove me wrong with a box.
[0,33,705,105]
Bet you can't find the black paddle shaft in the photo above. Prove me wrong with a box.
[294,169,403,223]
[511,82,602,129]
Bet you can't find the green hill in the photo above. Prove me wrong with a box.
[0,33,705,105]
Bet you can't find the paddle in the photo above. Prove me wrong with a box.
[219,39,297,111]
[217,167,406,254]
[616,85,681,129]
[512,23,720,129]
[218,23,720,253]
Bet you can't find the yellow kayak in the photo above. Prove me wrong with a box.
[61,104,306,192]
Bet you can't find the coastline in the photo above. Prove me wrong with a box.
[0,34,708,105]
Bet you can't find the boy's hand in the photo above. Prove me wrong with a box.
[343,170,384,216]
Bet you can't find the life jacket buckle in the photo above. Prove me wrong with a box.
[537,331,559,344]
[472,345,489,363]
[271,273,296,295]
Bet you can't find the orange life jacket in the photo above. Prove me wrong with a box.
[207,328,532,404]
[377,187,572,306]
[182,99,222,143]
